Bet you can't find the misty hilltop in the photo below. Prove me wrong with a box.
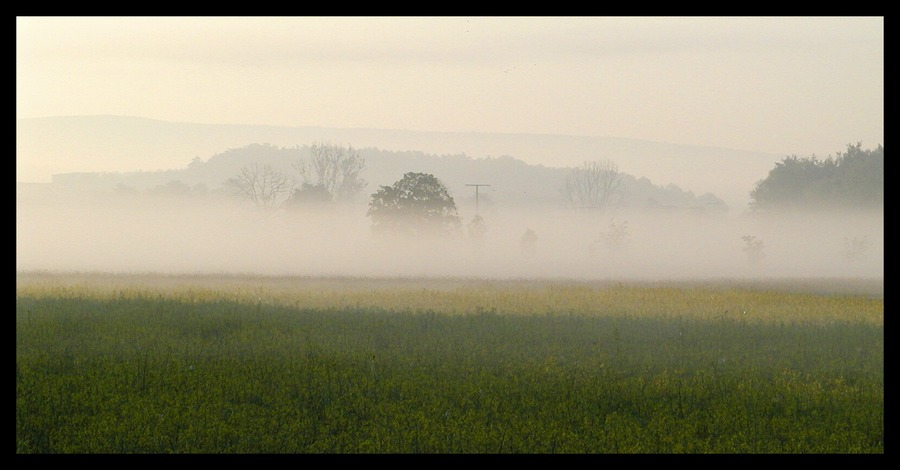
[41,142,727,216]
[17,115,784,212]
[16,120,883,281]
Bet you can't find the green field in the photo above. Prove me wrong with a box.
[16,272,884,453]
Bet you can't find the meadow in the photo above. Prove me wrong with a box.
[16,272,884,453]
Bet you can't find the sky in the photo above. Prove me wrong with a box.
[17,16,883,163]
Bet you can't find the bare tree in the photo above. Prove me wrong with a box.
[294,142,366,203]
[562,160,624,211]
[225,163,293,210]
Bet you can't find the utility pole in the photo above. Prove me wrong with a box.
[466,184,491,214]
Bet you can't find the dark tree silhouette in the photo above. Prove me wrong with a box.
[750,142,883,210]
[286,182,332,208]
[367,172,461,237]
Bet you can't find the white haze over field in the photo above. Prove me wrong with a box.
[16,17,883,284]
[16,189,883,282]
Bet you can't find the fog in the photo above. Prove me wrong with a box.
[16,17,883,286]
[16,188,883,283]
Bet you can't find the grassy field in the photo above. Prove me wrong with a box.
[16,271,884,453]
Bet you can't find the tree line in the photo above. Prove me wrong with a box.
[749,142,883,211]
[224,142,367,210]
[222,141,882,239]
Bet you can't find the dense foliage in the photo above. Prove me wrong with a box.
[286,182,333,207]
[750,143,883,210]
[16,274,883,454]
[367,172,462,238]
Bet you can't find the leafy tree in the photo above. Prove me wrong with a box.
[367,172,461,237]
[294,142,366,203]
[286,183,332,208]
[750,143,883,210]
[225,163,293,210]
[562,160,624,211]
[832,143,884,206]
[750,156,835,209]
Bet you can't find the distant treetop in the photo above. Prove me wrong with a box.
[367,172,462,238]
[749,142,883,211]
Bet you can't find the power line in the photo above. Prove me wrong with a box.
[465,184,491,214]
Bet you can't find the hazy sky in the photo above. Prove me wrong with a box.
[17,16,883,160]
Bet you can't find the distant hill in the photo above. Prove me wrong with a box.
[42,143,727,218]
[17,115,783,212]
